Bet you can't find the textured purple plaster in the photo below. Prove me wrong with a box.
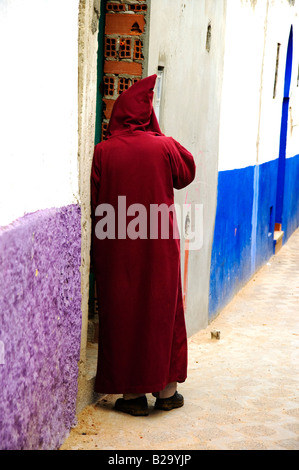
[0,205,82,450]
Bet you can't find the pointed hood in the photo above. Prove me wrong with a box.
[106,74,163,139]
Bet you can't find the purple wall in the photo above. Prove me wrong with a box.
[0,205,82,450]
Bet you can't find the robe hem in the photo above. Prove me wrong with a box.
[94,375,187,395]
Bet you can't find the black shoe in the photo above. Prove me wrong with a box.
[154,391,184,411]
[114,395,149,416]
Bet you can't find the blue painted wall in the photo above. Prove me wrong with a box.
[209,165,254,319]
[255,159,278,269]
[282,154,299,241]
[209,154,299,320]
[209,25,299,320]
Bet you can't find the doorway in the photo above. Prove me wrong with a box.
[88,0,106,339]
[274,25,293,252]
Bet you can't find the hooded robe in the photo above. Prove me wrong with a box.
[91,74,196,394]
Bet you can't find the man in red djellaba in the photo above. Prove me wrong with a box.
[91,74,196,416]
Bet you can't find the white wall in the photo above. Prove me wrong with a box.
[219,0,299,172]
[147,0,227,334]
[0,0,80,227]
[218,0,268,171]
[256,0,299,165]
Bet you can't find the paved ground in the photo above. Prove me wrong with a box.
[60,229,299,451]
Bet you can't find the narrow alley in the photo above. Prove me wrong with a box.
[2,0,299,452]
[60,228,299,451]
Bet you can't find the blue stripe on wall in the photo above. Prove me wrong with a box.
[282,154,299,241]
[209,165,254,320]
[250,164,260,275]
[209,154,299,320]
[255,158,278,269]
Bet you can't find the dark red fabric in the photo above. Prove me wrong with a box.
[91,75,196,394]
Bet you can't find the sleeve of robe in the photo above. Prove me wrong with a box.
[167,137,196,190]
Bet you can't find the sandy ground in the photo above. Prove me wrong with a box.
[60,229,299,451]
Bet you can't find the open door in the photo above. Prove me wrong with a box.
[274,25,293,253]
[89,0,106,331]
